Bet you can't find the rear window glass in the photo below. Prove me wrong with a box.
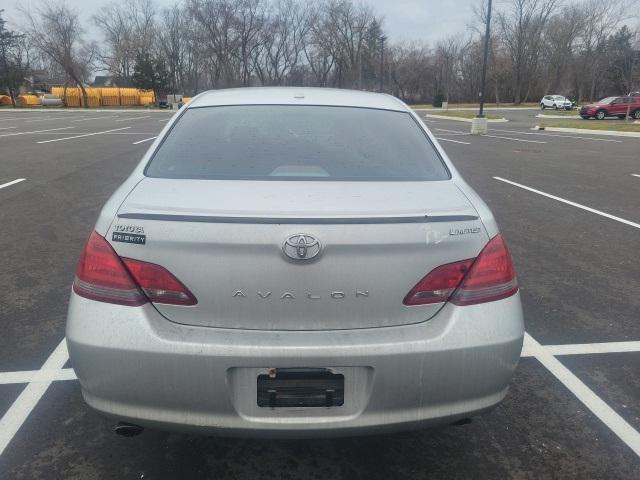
[146,105,449,181]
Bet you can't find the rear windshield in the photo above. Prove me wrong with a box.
[145,105,449,181]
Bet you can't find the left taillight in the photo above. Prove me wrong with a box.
[73,231,196,307]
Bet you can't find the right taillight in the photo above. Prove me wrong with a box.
[73,231,197,307]
[450,234,518,305]
[403,234,518,307]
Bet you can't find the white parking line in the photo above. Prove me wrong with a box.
[485,134,547,144]
[115,115,150,122]
[542,341,640,356]
[632,174,640,178]
[524,333,640,457]
[434,127,546,144]
[71,116,117,122]
[0,338,69,456]
[36,127,131,144]
[490,128,622,143]
[494,177,640,230]
[0,368,76,385]
[0,127,17,130]
[0,127,74,138]
[436,137,471,145]
[24,116,71,123]
[132,136,157,145]
[434,127,467,134]
[0,178,26,190]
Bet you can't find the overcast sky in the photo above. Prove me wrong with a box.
[4,0,480,45]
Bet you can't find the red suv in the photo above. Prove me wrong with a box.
[580,96,640,120]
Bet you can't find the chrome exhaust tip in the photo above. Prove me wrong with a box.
[114,422,144,437]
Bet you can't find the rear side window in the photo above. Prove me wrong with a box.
[146,105,449,181]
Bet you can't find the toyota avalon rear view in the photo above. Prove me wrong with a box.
[66,87,524,437]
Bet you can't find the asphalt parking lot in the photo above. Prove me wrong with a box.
[0,107,638,479]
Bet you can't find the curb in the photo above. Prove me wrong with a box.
[413,107,537,112]
[0,108,172,113]
[534,126,640,138]
[425,114,508,123]
[537,114,580,119]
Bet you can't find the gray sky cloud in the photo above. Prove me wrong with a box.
[4,0,480,44]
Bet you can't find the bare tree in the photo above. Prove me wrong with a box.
[496,0,560,103]
[574,0,638,101]
[157,3,203,94]
[20,1,96,107]
[0,10,30,106]
[93,0,157,82]
[253,0,310,85]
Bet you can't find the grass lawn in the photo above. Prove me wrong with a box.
[412,102,537,109]
[539,119,640,132]
[427,110,503,120]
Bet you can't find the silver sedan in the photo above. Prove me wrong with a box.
[66,87,524,438]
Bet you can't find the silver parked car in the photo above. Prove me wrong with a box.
[67,87,524,438]
[540,95,573,110]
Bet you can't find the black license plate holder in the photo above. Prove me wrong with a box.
[257,368,345,408]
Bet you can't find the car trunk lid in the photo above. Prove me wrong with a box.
[109,178,489,330]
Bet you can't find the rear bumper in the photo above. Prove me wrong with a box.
[66,292,524,438]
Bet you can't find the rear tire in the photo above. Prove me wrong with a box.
[554,105,558,110]
[595,110,606,120]
[540,103,545,110]
[633,110,640,120]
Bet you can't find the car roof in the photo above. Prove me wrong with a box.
[187,87,408,112]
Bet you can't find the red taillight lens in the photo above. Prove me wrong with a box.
[403,234,518,307]
[73,231,147,306]
[450,234,518,306]
[122,258,197,306]
[403,259,474,306]
[73,231,197,307]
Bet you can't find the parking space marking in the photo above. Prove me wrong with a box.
[132,136,157,145]
[542,341,640,356]
[436,137,471,145]
[485,134,546,144]
[71,116,117,122]
[0,127,74,138]
[0,368,76,385]
[494,177,640,230]
[0,178,26,190]
[632,174,640,178]
[36,127,132,144]
[0,338,69,456]
[0,127,17,130]
[24,116,72,123]
[434,127,468,134]
[524,333,640,457]
[490,128,623,143]
[115,115,150,122]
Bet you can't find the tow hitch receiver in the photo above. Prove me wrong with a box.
[257,368,345,408]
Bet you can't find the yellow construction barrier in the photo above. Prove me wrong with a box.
[47,86,157,107]
[16,94,41,106]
